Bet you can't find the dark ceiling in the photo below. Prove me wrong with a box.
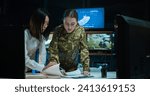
[0,0,149,29]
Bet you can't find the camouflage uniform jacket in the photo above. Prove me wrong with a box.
[48,24,90,72]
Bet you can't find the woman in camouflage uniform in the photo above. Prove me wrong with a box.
[46,9,90,75]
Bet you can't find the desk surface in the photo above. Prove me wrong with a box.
[26,69,116,79]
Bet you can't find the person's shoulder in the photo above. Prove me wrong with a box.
[75,25,85,33]
[78,25,85,30]
[24,28,32,38]
[24,28,30,34]
[53,24,64,36]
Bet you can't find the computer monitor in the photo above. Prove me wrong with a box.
[115,14,150,79]
[76,8,104,29]
[87,33,114,51]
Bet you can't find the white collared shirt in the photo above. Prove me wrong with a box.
[24,29,46,72]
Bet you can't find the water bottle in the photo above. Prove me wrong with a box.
[101,63,108,78]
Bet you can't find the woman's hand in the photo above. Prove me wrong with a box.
[83,71,90,76]
[42,61,57,71]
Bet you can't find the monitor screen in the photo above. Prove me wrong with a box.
[87,33,114,50]
[116,14,150,79]
[76,8,104,29]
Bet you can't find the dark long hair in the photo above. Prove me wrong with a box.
[29,8,49,40]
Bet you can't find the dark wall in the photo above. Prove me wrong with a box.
[0,0,149,76]
[1,0,149,29]
[0,0,44,26]
[46,0,150,29]
[0,25,25,79]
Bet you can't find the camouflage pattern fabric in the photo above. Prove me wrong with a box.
[48,24,90,72]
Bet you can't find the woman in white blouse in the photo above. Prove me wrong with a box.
[25,8,51,72]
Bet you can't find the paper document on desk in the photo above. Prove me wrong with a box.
[43,64,64,76]
[64,69,94,78]
[66,68,81,76]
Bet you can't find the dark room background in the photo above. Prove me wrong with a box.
[0,0,150,78]
[0,0,150,29]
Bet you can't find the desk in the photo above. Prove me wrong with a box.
[26,68,116,79]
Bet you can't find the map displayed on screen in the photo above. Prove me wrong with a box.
[76,8,104,29]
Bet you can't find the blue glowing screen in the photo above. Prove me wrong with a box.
[76,8,104,28]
